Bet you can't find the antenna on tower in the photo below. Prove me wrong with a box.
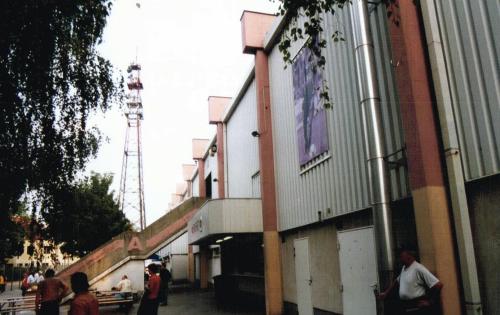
[118,60,146,231]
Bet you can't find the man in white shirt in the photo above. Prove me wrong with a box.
[28,271,36,286]
[116,275,132,293]
[378,248,443,314]
[37,271,44,284]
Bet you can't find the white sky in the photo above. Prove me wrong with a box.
[87,0,279,225]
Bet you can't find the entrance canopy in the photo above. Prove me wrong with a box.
[188,199,263,245]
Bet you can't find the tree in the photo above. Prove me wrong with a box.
[0,216,26,263]
[0,0,122,259]
[43,173,131,257]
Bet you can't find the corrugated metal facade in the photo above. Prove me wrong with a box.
[435,0,500,181]
[205,151,219,198]
[226,79,260,198]
[269,5,409,231]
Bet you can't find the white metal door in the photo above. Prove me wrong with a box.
[338,227,378,315]
[294,238,313,315]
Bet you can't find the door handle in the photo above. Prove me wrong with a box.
[309,278,312,285]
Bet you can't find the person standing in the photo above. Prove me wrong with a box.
[159,262,172,306]
[0,272,6,293]
[137,264,161,315]
[378,248,444,315]
[69,272,99,315]
[35,269,68,315]
[21,272,30,296]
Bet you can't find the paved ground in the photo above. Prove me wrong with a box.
[107,290,264,315]
[1,286,265,315]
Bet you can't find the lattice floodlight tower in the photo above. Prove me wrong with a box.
[118,62,146,231]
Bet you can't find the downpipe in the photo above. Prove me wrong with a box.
[350,0,395,305]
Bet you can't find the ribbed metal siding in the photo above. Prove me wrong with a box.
[435,0,500,180]
[269,4,409,231]
[226,79,260,198]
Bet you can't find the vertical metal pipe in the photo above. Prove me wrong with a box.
[350,0,395,289]
[420,1,483,313]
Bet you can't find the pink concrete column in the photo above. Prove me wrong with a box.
[208,96,231,199]
[241,11,283,315]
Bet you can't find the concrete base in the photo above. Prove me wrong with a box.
[412,186,461,315]
[263,231,283,315]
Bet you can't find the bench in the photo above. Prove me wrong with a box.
[0,296,36,314]
[95,290,136,313]
[0,291,137,314]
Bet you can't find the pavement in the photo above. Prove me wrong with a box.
[1,286,265,315]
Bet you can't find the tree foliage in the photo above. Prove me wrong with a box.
[0,215,26,263]
[43,173,131,257]
[0,0,122,259]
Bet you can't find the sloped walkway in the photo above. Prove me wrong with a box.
[57,198,205,289]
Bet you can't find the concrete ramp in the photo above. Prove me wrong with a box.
[57,197,205,292]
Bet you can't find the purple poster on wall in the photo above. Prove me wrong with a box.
[292,44,329,166]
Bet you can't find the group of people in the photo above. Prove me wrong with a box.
[28,260,172,315]
[137,262,171,315]
[21,270,45,295]
[34,269,98,315]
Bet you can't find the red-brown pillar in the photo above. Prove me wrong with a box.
[192,139,209,198]
[197,159,206,198]
[208,96,231,199]
[216,123,225,198]
[241,11,282,315]
[255,49,283,315]
[187,245,195,283]
[387,1,461,314]
[199,246,209,289]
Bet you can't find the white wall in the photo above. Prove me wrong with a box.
[90,260,144,292]
[225,79,260,198]
[204,152,218,199]
[192,173,199,197]
[208,255,221,284]
[171,254,188,281]
[170,233,188,255]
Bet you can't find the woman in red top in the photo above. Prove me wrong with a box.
[138,264,161,315]
[69,272,99,315]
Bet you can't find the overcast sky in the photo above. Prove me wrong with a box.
[87,0,278,225]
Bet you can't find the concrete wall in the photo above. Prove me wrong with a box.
[171,254,188,281]
[204,150,219,199]
[281,223,342,314]
[90,259,144,292]
[467,175,500,314]
[192,173,199,197]
[208,252,221,285]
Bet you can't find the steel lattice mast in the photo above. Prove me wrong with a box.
[118,62,146,231]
